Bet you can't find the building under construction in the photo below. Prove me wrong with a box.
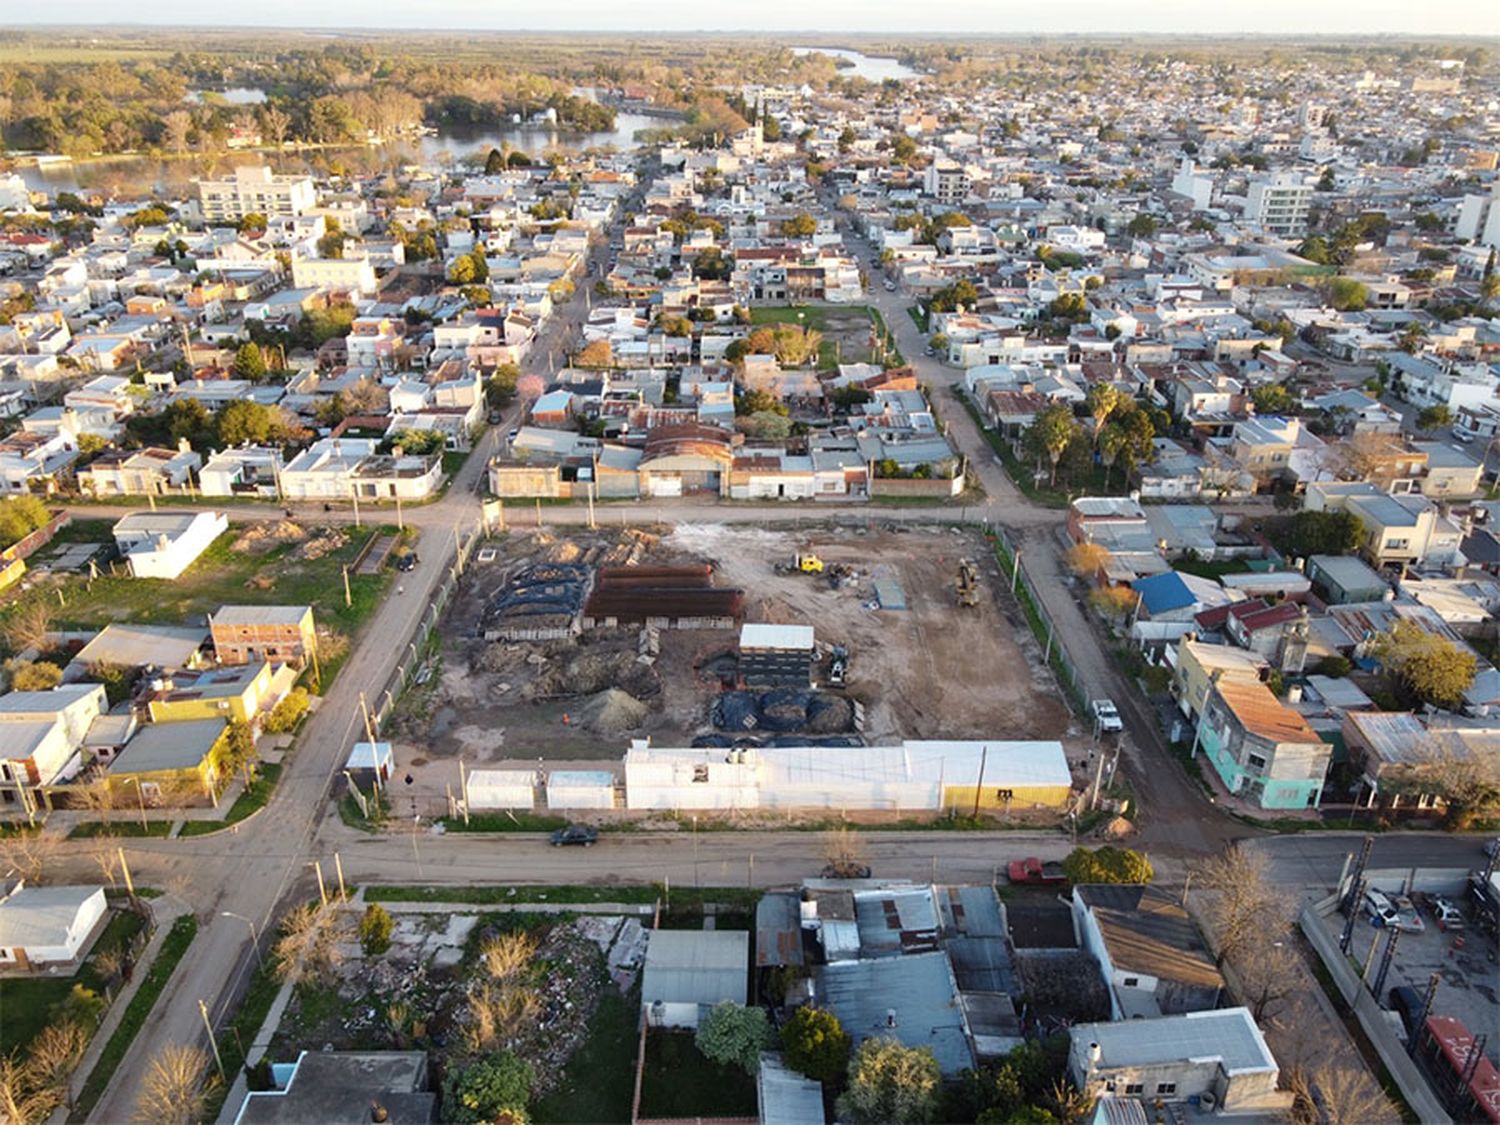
[581,565,745,630]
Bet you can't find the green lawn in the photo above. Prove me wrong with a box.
[953,389,1120,508]
[7,522,397,637]
[179,763,283,837]
[749,306,830,329]
[534,984,639,1123]
[638,1030,758,1119]
[440,811,570,833]
[69,914,198,1122]
[0,907,147,1055]
[200,952,283,1123]
[67,820,174,839]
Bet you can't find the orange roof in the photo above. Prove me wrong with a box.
[1215,679,1321,745]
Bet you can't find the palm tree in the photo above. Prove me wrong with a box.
[1098,422,1127,489]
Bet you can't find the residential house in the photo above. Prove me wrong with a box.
[1342,711,1500,812]
[1131,572,1234,623]
[107,717,231,803]
[144,660,294,732]
[816,951,977,1076]
[1068,1008,1287,1114]
[198,447,285,498]
[64,624,208,682]
[77,444,202,497]
[210,605,317,669]
[638,424,734,497]
[1196,677,1331,809]
[112,511,228,580]
[1071,884,1224,1019]
[280,438,443,501]
[1306,554,1390,605]
[231,1051,436,1125]
[641,929,748,1030]
[0,885,107,971]
[1170,639,1268,729]
[0,683,106,803]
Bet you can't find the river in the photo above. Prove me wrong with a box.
[790,46,919,82]
[12,110,663,196]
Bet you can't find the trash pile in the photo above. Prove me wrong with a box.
[712,688,858,734]
[231,519,306,554]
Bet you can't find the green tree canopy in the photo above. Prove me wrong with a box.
[782,213,817,238]
[836,1037,942,1125]
[442,1052,533,1125]
[780,1006,851,1083]
[1327,277,1369,312]
[232,341,267,382]
[1023,403,1082,486]
[0,495,52,550]
[1062,845,1154,885]
[1370,620,1477,710]
[695,1001,772,1075]
[1416,404,1453,432]
[1274,509,1364,557]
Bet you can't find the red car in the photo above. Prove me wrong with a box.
[1007,857,1067,886]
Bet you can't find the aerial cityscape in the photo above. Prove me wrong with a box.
[0,17,1498,1125]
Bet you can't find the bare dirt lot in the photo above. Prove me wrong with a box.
[395,523,1076,773]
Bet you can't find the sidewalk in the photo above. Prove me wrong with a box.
[48,893,192,1125]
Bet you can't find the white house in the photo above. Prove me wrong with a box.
[279,438,443,501]
[0,683,106,799]
[112,510,229,579]
[0,885,108,970]
[198,447,285,498]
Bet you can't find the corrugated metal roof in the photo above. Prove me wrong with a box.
[816,952,975,1075]
[1072,1007,1276,1074]
[642,929,748,1009]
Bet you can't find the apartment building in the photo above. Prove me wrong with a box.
[197,166,316,223]
[1456,185,1500,250]
[1244,174,1313,237]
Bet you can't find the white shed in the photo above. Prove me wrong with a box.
[546,769,617,810]
[466,768,537,810]
[0,885,107,969]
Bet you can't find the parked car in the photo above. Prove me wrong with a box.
[1431,896,1465,931]
[395,551,419,573]
[1090,699,1123,733]
[1007,857,1068,885]
[1452,427,1476,444]
[1365,888,1399,927]
[550,824,598,847]
[882,279,896,291]
[1392,894,1425,933]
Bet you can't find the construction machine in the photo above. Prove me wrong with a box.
[776,552,825,575]
[955,558,981,607]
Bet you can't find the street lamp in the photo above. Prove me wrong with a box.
[220,910,263,968]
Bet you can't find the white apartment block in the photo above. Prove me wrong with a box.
[197,165,316,223]
[923,160,970,205]
[1244,174,1312,237]
[290,252,378,296]
[1456,187,1500,250]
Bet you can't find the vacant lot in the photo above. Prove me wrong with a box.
[398,523,1074,789]
[0,518,398,643]
[750,304,897,368]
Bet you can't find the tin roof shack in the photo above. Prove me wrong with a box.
[582,565,744,630]
[1306,554,1390,606]
[232,1050,435,1124]
[1071,885,1224,1020]
[64,624,209,681]
[1068,1008,1288,1115]
[641,929,748,1030]
[1342,710,1500,812]
[816,951,976,1076]
[0,885,107,971]
[739,623,815,688]
[757,1054,825,1125]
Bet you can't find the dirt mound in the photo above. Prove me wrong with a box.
[1098,815,1136,841]
[546,541,583,564]
[294,527,348,560]
[529,649,660,700]
[577,688,649,733]
[232,520,306,554]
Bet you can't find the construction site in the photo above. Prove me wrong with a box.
[392,522,1077,794]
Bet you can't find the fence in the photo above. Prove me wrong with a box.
[990,528,1088,716]
[1298,898,1453,1124]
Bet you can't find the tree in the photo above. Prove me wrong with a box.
[1125,213,1157,238]
[780,1006,851,1083]
[216,399,274,446]
[1316,166,1337,192]
[1326,277,1368,312]
[1375,735,1500,828]
[272,900,348,984]
[0,494,52,550]
[1061,845,1153,885]
[575,339,613,369]
[237,212,267,233]
[447,255,476,285]
[891,134,918,164]
[1416,404,1453,432]
[264,687,309,734]
[1084,382,1123,436]
[928,332,949,356]
[1368,620,1476,710]
[928,279,979,314]
[1189,846,1289,968]
[1065,542,1110,579]
[1275,509,1364,558]
[821,826,869,877]
[0,1052,62,1125]
[782,213,817,238]
[467,250,489,284]
[836,1037,942,1125]
[484,147,506,175]
[161,110,192,154]
[316,217,346,260]
[738,411,792,442]
[358,903,394,956]
[132,1043,216,1125]
[1096,422,1127,489]
[8,660,62,692]
[695,1001,772,1074]
[231,342,267,383]
[1251,383,1296,415]
[4,599,54,654]
[443,1052,533,1125]
[1023,404,1081,486]
[1285,1062,1400,1125]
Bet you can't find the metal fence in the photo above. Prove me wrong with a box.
[990,527,1088,716]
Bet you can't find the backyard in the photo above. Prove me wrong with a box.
[638,1029,759,1119]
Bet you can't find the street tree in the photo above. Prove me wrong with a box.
[1024,404,1081,486]
[1062,846,1153,885]
[1415,404,1453,432]
[1065,542,1111,579]
[232,342,267,382]
[132,1043,217,1125]
[1189,846,1290,967]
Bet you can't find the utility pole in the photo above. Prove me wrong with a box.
[199,999,226,1080]
[971,745,988,819]
[334,853,347,901]
[312,859,328,907]
[359,691,376,744]
[342,565,352,608]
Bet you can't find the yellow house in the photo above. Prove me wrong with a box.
[107,718,230,804]
[145,661,294,730]
[928,740,1075,812]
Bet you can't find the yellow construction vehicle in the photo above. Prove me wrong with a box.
[955,558,980,607]
[777,552,825,575]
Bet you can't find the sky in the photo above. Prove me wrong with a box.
[5,1,1499,36]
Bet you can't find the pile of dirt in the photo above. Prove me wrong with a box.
[529,649,660,700]
[232,520,306,554]
[577,688,649,734]
[294,526,348,560]
[1098,815,1136,841]
[546,541,583,564]
[713,689,856,734]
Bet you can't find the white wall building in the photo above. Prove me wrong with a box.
[112,510,228,580]
[1244,174,1313,237]
[197,165,315,223]
[0,885,107,969]
[1456,186,1500,250]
